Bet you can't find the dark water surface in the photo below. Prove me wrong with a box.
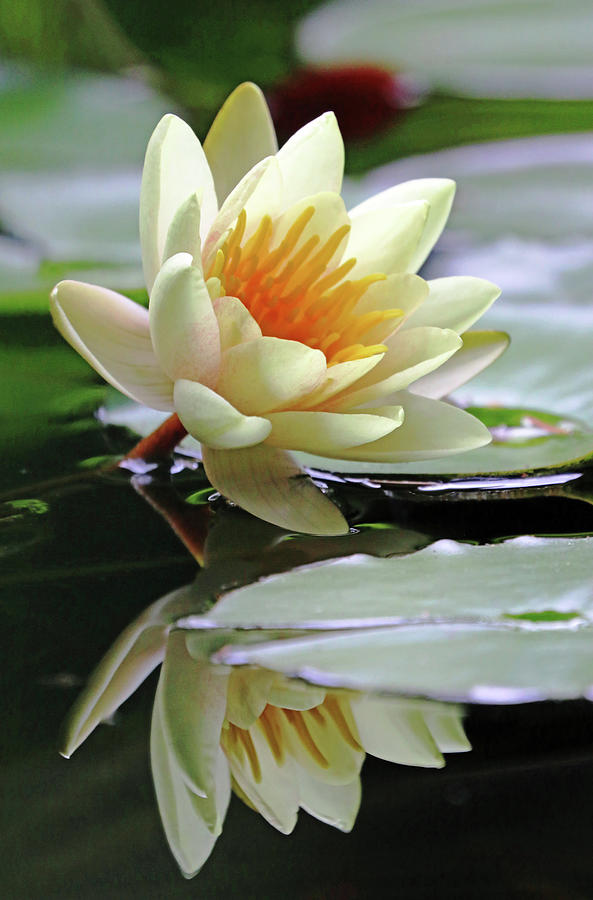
[3,314,593,899]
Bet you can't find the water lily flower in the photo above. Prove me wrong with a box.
[60,593,470,880]
[51,82,506,535]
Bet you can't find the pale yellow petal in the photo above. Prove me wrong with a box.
[174,379,271,450]
[346,201,429,279]
[411,330,509,399]
[149,252,221,386]
[50,279,174,411]
[216,336,326,415]
[265,409,402,455]
[202,444,348,535]
[213,295,262,352]
[203,82,278,205]
[140,114,217,292]
[404,276,501,332]
[348,179,455,273]
[276,112,344,206]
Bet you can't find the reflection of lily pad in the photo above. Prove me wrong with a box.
[189,535,593,703]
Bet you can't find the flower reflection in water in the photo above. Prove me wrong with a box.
[61,486,470,879]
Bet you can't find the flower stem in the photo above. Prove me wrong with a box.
[122,413,188,463]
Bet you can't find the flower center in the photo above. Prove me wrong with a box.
[207,207,402,365]
[221,695,362,784]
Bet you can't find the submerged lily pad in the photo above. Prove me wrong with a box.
[183,535,593,703]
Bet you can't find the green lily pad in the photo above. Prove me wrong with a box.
[196,535,593,629]
[184,535,593,703]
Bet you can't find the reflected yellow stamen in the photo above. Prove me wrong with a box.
[257,706,285,766]
[323,696,362,751]
[282,708,329,768]
[237,727,262,783]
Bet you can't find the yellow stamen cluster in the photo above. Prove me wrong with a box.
[221,695,362,784]
[207,207,402,366]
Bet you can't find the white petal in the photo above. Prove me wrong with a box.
[411,330,509,399]
[213,295,262,352]
[201,156,282,271]
[202,444,348,535]
[298,771,361,832]
[404,276,501,333]
[353,272,429,320]
[272,190,349,260]
[346,201,429,279]
[268,677,327,711]
[159,631,229,799]
[151,677,230,878]
[422,703,471,754]
[174,379,271,450]
[276,112,344,207]
[349,179,455,273]
[350,695,444,767]
[333,327,462,409]
[50,280,174,410]
[227,721,299,834]
[203,82,278,205]
[163,192,201,263]
[216,336,326,415]
[334,392,491,462]
[149,252,221,385]
[265,409,402,455]
[60,621,166,758]
[226,668,276,729]
[296,355,384,409]
[140,114,217,293]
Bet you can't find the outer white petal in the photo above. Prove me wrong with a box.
[403,276,501,333]
[159,631,229,800]
[216,337,327,415]
[60,621,166,758]
[297,770,361,832]
[174,379,271,450]
[350,695,444,767]
[276,112,344,207]
[265,409,402,455]
[202,444,349,535]
[334,392,491,462]
[332,327,462,409]
[349,179,455,273]
[346,201,429,279]
[151,677,230,878]
[213,296,262,351]
[50,280,174,411]
[149,252,221,386]
[203,82,278,205]
[411,331,509,400]
[140,114,217,292]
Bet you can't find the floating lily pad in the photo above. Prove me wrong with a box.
[185,535,593,703]
[196,535,593,629]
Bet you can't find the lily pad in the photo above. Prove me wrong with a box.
[183,535,593,704]
[193,535,593,629]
